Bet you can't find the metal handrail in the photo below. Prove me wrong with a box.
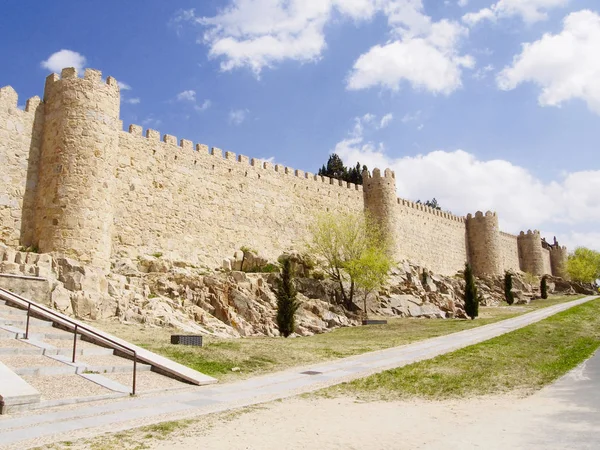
[0,287,137,395]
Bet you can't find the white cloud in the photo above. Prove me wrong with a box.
[458,0,469,7]
[463,0,570,26]
[379,113,394,129]
[177,90,197,102]
[229,108,250,125]
[123,97,141,105]
[180,2,339,75]
[332,124,600,250]
[40,50,86,74]
[497,10,600,114]
[177,1,474,92]
[347,13,475,94]
[118,81,131,91]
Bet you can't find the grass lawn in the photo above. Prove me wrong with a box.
[320,297,600,400]
[95,295,582,382]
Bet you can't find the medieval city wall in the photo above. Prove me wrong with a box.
[0,69,569,278]
[499,232,521,272]
[394,199,467,275]
[0,87,43,248]
[114,126,365,265]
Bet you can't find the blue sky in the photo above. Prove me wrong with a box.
[1,0,599,250]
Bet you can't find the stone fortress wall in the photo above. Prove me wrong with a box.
[0,68,569,278]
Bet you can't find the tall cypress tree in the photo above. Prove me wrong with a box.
[464,263,479,320]
[276,258,300,338]
[540,275,548,299]
[504,272,514,305]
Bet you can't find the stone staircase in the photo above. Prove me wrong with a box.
[0,289,217,414]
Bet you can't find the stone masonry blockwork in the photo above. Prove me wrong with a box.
[0,68,566,276]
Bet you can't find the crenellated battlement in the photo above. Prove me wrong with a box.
[397,197,465,223]
[122,122,364,192]
[0,86,42,114]
[519,229,541,237]
[43,68,119,96]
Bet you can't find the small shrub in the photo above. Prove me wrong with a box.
[463,263,479,320]
[541,275,548,299]
[152,252,163,258]
[504,272,514,305]
[276,258,300,338]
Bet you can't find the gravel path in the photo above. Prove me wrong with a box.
[0,338,33,348]
[1,354,66,368]
[103,371,192,392]
[44,338,100,349]
[74,354,138,367]
[21,374,114,401]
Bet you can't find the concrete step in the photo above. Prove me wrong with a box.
[0,307,28,317]
[0,347,44,356]
[0,317,54,327]
[12,362,151,377]
[0,325,84,341]
[19,373,127,410]
[0,361,40,414]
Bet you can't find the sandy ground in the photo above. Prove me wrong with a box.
[129,391,596,450]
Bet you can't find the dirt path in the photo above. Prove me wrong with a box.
[137,392,594,450]
[137,350,600,450]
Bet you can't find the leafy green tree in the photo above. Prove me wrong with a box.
[307,211,391,310]
[275,257,300,338]
[464,263,479,320]
[504,272,514,305]
[567,247,600,283]
[540,276,548,299]
[346,247,392,319]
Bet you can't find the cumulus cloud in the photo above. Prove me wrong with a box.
[497,10,600,114]
[40,50,87,74]
[118,81,131,90]
[332,119,600,249]
[176,1,474,92]
[123,97,141,105]
[463,0,570,26]
[347,10,474,94]
[229,108,249,125]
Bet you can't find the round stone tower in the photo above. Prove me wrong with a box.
[362,168,398,260]
[465,211,502,277]
[517,230,545,276]
[550,245,569,279]
[34,68,120,271]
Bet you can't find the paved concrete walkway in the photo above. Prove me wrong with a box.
[0,295,596,449]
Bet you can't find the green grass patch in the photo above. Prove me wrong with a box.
[321,297,600,400]
[96,296,582,382]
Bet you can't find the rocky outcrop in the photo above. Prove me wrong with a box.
[0,243,588,339]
